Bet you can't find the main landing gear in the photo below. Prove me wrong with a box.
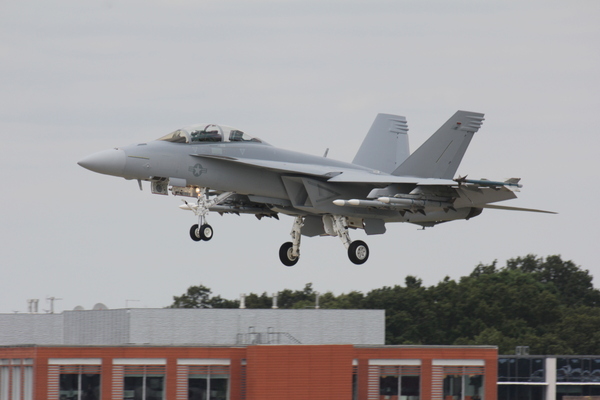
[278,215,370,266]
[184,188,232,242]
[279,216,303,266]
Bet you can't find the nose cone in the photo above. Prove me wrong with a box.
[78,148,126,177]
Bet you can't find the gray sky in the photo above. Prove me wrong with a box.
[1,0,598,313]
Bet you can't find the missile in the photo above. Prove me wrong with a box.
[333,199,388,208]
[333,197,455,211]
[454,176,523,188]
[378,197,454,209]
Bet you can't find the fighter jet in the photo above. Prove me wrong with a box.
[78,111,554,266]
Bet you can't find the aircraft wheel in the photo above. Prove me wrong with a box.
[199,224,213,241]
[279,242,299,267]
[348,240,369,265]
[189,224,202,242]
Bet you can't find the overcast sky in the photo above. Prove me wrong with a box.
[1,0,598,313]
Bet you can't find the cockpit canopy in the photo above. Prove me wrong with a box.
[157,124,264,144]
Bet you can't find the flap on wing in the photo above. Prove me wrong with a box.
[327,170,457,186]
[190,153,343,178]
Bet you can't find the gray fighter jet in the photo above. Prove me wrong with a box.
[78,111,554,266]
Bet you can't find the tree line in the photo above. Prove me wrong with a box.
[169,255,600,355]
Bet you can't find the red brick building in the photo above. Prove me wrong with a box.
[0,308,496,399]
[0,343,496,399]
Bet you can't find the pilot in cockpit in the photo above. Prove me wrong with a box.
[229,130,245,141]
[190,128,222,142]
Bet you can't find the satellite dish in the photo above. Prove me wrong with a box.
[73,305,85,311]
[92,303,108,310]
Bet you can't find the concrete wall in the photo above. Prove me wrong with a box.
[0,313,63,345]
[63,309,130,345]
[0,308,384,346]
[128,309,384,345]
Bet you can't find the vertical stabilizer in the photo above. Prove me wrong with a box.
[352,113,410,174]
[392,111,484,179]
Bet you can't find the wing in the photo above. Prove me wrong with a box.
[191,153,346,178]
[193,153,459,186]
[191,153,554,213]
[327,170,456,186]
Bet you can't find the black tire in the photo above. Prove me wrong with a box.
[348,240,369,265]
[279,242,299,267]
[199,224,213,241]
[189,224,202,241]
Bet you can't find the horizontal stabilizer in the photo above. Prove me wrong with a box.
[481,204,557,214]
[393,111,485,179]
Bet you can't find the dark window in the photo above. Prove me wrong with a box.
[498,357,545,382]
[187,365,229,400]
[122,366,164,400]
[352,367,358,400]
[498,358,511,382]
[123,376,163,400]
[557,357,600,382]
[442,366,485,399]
[557,384,600,398]
[380,375,398,395]
[401,375,420,397]
[59,366,101,400]
[377,366,420,399]
[444,375,462,398]
[498,385,544,400]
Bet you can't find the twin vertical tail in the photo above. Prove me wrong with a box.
[392,111,485,179]
[352,113,410,174]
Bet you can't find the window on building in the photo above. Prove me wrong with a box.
[1,359,33,400]
[498,357,545,382]
[442,367,484,400]
[352,365,358,400]
[378,366,420,400]
[0,362,8,400]
[498,385,544,400]
[187,365,229,400]
[443,375,462,399]
[557,384,600,397]
[59,365,101,400]
[123,366,164,400]
[557,357,600,382]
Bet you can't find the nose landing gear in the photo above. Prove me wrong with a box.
[184,188,232,242]
[190,223,214,241]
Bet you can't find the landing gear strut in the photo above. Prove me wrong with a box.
[185,188,232,242]
[326,215,369,265]
[279,216,303,266]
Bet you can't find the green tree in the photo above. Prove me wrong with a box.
[170,284,239,308]
[167,256,600,354]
